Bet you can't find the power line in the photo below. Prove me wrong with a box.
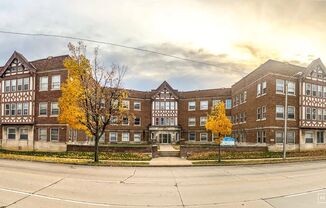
[0,30,244,74]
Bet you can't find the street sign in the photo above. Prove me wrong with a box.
[221,137,236,146]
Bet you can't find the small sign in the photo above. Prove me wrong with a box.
[221,137,236,146]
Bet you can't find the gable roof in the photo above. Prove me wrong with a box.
[302,58,326,78]
[0,51,36,76]
[0,52,69,76]
[151,81,179,99]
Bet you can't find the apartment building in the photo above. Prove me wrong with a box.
[231,58,326,151]
[0,51,325,151]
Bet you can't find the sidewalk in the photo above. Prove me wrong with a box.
[150,157,192,166]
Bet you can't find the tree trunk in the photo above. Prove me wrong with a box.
[218,143,221,163]
[94,135,99,163]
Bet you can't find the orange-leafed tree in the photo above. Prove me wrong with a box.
[59,42,128,162]
[205,102,232,162]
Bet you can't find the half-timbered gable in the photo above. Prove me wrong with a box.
[300,59,326,128]
[0,52,35,124]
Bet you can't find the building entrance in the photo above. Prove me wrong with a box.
[159,133,171,143]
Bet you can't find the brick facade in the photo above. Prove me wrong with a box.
[0,52,325,151]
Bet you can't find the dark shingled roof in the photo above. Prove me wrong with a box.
[30,55,70,71]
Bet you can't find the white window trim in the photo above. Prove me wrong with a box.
[39,102,48,116]
[50,128,59,142]
[122,132,130,142]
[38,128,47,141]
[7,128,16,140]
[134,101,141,111]
[188,117,196,127]
[188,132,196,141]
[51,75,61,90]
[200,133,208,141]
[133,133,142,142]
[109,132,117,142]
[188,101,196,111]
[134,117,141,126]
[50,102,59,117]
[39,76,49,91]
[200,101,208,110]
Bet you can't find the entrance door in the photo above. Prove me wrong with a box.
[160,133,171,143]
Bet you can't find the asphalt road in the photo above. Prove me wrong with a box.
[0,159,326,208]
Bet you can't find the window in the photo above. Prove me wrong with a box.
[306,107,311,120]
[257,130,266,143]
[160,102,164,110]
[17,103,22,116]
[287,131,295,144]
[317,131,324,144]
[257,83,261,96]
[39,128,47,141]
[51,102,59,115]
[276,131,283,143]
[305,132,313,143]
[50,128,59,141]
[109,132,117,142]
[200,133,208,141]
[170,102,175,110]
[5,80,10,92]
[11,103,16,116]
[134,117,141,126]
[318,85,322,97]
[122,117,129,125]
[23,103,28,115]
[122,132,129,142]
[110,116,117,125]
[20,128,28,140]
[39,102,47,116]
[305,83,311,95]
[188,117,196,126]
[189,101,197,110]
[188,132,196,141]
[11,79,16,92]
[17,79,22,91]
[134,101,141,110]
[312,84,317,96]
[262,106,266,119]
[244,91,247,102]
[212,99,220,107]
[323,86,326,98]
[276,131,294,144]
[318,109,323,120]
[287,82,295,95]
[200,100,208,110]
[122,100,129,109]
[51,75,61,90]
[5,104,10,116]
[257,107,262,120]
[323,109,326,121]
[23,77,29,90]
[312,108,317,120]
[225,99,232,109]
[276,105,284,119]
[40,76,48,91]
[200,117,207,126]
[262,81,267,94]
[276,79,284,93]
[7,128,16,139]
[288,106,295,119]
[134,133,141,142]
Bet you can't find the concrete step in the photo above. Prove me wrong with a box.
[158,150,180,157]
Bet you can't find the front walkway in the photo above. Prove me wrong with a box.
[150,157,192,166]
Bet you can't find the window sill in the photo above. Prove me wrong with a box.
[50,115,59,117]
[38,115,48,117]
[39,89,48,92]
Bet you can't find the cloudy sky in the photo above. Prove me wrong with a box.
[0,0,325,91]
